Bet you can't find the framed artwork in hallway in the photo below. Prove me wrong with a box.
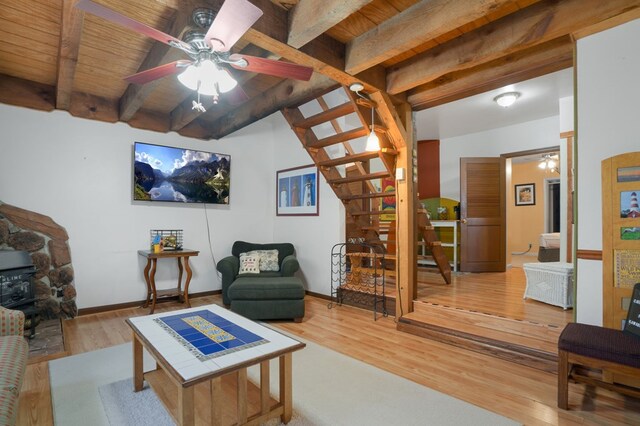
[515,183,535,206]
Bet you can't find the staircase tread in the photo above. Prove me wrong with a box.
[308,127,369,149]
[293,102,355,128]
[318,151,379,167]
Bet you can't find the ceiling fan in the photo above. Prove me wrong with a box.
[75,0,313,111]
[538,153,559,172]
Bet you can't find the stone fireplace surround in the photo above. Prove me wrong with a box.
[0,202,77,319]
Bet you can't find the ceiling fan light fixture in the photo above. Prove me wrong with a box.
[538,153,560,173]
[177,64,200,90]
[215,69,238,93]
[177,59,237,96]
[494,91,520,108]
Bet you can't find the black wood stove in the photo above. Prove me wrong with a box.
[0,250,37,337]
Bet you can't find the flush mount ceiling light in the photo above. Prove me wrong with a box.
[494,91,520,108]
[349,83,380,152]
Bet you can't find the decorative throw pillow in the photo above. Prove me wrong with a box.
[246,249,280,272]
[238,252,260,274]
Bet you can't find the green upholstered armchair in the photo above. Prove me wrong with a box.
[216,241,299,305]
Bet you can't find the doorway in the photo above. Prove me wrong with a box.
[416,146,571,328]
[545,178,561,233]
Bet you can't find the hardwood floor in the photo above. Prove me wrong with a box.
[415,265,573,327]
[18,295,640,425]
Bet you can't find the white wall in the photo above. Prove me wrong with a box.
[0,103,339,310]
[439,116,561,200]
[271,113,345,296]
[575,18,640,325]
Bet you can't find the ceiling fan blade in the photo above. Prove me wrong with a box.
[229,55,313,81]
[75,0,190,50]
[124,60,192,85]
[204,0,263,52]
[225,85,250,105]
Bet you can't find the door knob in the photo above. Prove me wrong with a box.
[461,218,467,224]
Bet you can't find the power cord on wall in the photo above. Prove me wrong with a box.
[512,243,533,255]
[203,203,222,280]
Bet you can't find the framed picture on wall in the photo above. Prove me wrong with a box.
[515,183,535,206]
[276,165,319,216]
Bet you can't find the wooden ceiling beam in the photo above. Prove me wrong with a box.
[68,92,170,133]
[56,0,85,110]
[245,0,386,92]
[287,0,374,49]
[201,73,338,139]
[408,36,574,110]
[0,74,55,112]
[118,8,188,121]
[345,0,528,75]
[387,0,640,95]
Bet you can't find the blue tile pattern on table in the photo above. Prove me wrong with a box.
[154,309,268,361]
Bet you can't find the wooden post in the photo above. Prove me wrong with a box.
[369,92,415,317]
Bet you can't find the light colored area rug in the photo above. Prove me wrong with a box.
[98,379,175,426]
[50,337,519,425]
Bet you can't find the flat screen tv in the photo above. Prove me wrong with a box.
[133,142,230,204]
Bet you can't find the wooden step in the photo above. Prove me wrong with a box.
[292,102,355,128]
[341,191,395,201]
[328,171,391,185]
[397,301,562,373]
[307,127,369,149]
[318,151,379,168]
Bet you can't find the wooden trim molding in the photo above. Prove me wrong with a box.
[560,131,574,139]
[305,290,331,301]
[77,290,221,316]
[576,249,603,261]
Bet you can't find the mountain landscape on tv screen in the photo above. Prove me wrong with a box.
[133,143,230,204]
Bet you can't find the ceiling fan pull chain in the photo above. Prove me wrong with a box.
[191,81,207,113]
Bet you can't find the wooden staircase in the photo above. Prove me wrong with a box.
[417,211,452,284]
[281,87,396,252]
[282,87,451,310]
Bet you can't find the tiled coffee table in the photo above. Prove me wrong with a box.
[126,304,305,425]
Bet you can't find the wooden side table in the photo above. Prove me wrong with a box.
[138,249,199,314]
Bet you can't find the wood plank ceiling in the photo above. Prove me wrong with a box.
[0,0,638,140]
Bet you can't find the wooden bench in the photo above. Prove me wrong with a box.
[558,322,640,409]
